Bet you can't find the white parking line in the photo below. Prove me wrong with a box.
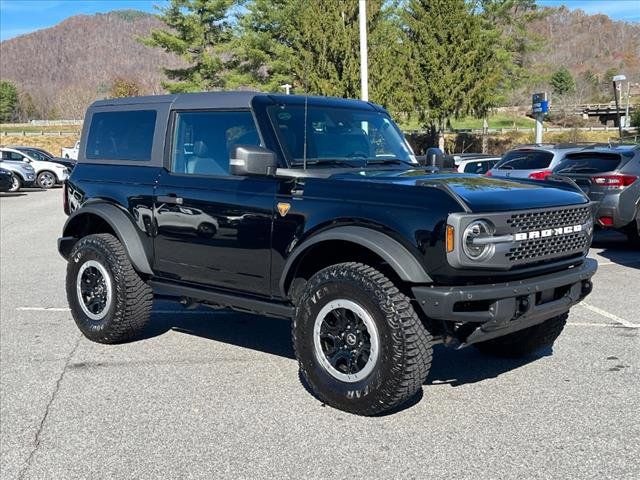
[566,322,622,328]
[594,260,640,266]
[578,303,640,328]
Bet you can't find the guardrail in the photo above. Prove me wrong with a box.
[404,126,639,135]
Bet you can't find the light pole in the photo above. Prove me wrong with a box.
[280,83,292,95]
[612,74,626,139]
[359,0,368,101]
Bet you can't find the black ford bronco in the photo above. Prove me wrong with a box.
[59,92,597,415]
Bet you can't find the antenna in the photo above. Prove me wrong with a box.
[303,95,308,170]
[302,61,309,170]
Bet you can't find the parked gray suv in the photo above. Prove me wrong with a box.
[0,152,36,192]
[552,145,640,244]
[488,144,585,180]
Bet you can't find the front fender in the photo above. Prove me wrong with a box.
[59,202,153,275]
[279,225,432,297]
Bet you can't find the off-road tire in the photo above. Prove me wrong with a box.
[474,313,568,358]
[293,262,433,416]
[66,233,153,344]
[8,173,21,192]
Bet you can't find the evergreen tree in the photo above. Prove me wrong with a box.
[403,0,505,131]
[230,0,412,116]
[0,80,19,123]
[142,0,239,93]
[550,67,576,95]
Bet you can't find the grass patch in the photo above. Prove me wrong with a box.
[399,113,536,131]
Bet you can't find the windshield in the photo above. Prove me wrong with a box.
[554,153,623,174]
[267,104,416,167]
[495,150,553,170]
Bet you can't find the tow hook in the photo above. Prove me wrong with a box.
[581,280,593,297]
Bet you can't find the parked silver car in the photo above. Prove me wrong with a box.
[552,145,640,244]
[0,153,36,192]
[488,144,585,180]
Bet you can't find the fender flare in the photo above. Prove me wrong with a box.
[279,226,432,297]
[60,202,153,275]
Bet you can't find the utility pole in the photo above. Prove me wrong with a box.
[359,0,368,102]
[612,75,627,139]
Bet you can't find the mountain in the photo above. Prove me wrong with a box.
[0,10,184,119]
[0,7,638,120]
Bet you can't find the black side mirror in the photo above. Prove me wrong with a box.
[229,145,278,176]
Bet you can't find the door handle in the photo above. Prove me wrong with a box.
[157,194,183,205]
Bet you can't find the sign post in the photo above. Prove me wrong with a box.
[532,92,548,144]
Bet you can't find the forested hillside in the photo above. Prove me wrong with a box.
[0,10,183,119]
[0,5,638,120]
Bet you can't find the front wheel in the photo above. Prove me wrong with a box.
[624,216,640,247]
[293,263,433,416]
[8,174,21,192]
[66,233,153,344]
[474,313,568,358]
[37,171,56,189]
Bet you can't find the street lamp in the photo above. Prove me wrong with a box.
[280,84,292,95]
[612,74,627,139]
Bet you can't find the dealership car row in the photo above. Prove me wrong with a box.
[1,139,638,245]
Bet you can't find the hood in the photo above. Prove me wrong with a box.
[330,170,588,212]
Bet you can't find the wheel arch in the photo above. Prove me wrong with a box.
[59,203,153,275]
[279,226,432,298]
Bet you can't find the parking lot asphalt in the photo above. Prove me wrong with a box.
[1,188,639,480]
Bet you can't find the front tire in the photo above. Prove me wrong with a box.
[37,170,56,189]
[474,313,568,358]
[66,233,153,344]
[624,216,640,247]
[293,262,432,416]
[8,174,21,192]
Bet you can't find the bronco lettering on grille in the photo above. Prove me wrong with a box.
[514,224,583,241]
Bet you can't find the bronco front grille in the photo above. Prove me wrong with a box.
[506,206,592,264]
[507,206,591,232]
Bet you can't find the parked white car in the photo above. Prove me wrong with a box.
[0,147,69,189]
[61,141,80,160]
[456,156,501,175]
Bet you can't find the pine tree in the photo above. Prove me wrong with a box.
[403,0,505,132]
[142,0,239,93]
[0,80,19,122]
[550,67,576,95]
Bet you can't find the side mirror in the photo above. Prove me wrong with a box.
[229,145,277,176]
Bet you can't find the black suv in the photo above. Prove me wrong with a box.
[59,92,597,415]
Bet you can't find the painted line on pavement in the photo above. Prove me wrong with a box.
[16,307,218,315]
[578,303,639,328]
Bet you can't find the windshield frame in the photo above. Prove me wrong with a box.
[264,102,417,169]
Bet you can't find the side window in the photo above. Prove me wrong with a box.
[86,110,157,161]
[10,152,25,161]
[171,110,260,176]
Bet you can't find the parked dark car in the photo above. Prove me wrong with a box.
[58,92,597,416]
[553,145,639,245]
[0,167,14,192]
[11,145,76,171]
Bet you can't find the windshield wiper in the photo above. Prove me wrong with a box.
[292,158,363,168]
[365,158,416,167]
[557,166,600,174]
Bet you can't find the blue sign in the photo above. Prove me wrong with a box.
[533,100,549,114]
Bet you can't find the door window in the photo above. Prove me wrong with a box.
[171,110,261,176]
[1,151,25,161]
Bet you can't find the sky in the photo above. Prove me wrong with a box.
[0,0,639,42]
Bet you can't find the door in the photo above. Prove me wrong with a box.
[153,110,276,296]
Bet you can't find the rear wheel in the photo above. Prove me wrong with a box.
[37,171,56,189]
[66,233,153,344]
[474,313,568,358]
[293,262,432,416]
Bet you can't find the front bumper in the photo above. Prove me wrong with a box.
[413,258,597,346]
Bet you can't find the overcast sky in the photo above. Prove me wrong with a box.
[1,0,639,42]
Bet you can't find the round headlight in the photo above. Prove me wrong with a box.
[463,220,495,261]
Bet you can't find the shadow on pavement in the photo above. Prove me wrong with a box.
[591,229,640,269]
[425,344,548,387]
[143,305,295,359]
[0,192,27,198]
